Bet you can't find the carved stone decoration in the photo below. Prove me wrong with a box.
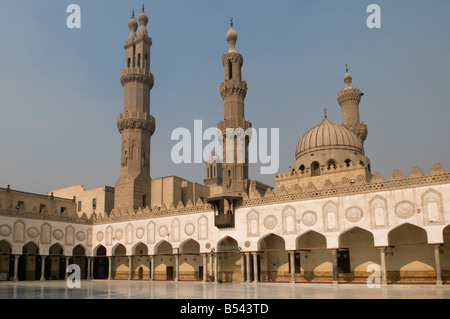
[395,201,415,219]
[282,206,296,234]
[198,216,208,240]
[125,223,133,244]
[136,227,144,240]
[324,202,339,232]
[87,228,93,247]
[147,222,155,244]
[106,226,113,246]
[76,231,86,242]
[0,225,12,237]
[264,215,277,230]
[53,229,64,241]
[422,189,444,225]
[185,223,195,236]
[247,210,259,237]
[345,206,363,223]
[244,241,251,248]
[13,221,25,243]
[115,229,123,241]
[370,196,389,228]
[302,211,317,227]
[41,223,51,244]
[171,219,180,242]
[65,226,75,246]
[159,226,168,237]
[27,227,39,239]
[96,231,104,242]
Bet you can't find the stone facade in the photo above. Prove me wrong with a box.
[1,11,450,285]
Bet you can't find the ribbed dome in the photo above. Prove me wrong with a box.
[296,117,363,159]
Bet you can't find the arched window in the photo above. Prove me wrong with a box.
[311,162,320,176]
[299,165,305,173]
[137,53,141,68]
[327,159,337,170]
[144,54,148,69]
[142,195,147,208]
[127,58,131,68]
[228,61,232,80]
[345,159,352,167]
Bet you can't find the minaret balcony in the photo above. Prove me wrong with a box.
[120,68,154,88]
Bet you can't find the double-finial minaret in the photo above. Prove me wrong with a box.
[337,65,368,145]
[218,19,251,194]
[115,6,155,213]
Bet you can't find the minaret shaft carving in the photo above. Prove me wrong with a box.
[115,8,155,212]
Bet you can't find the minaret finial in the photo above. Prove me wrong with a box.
[346,63,348,73]
[142,4,145,12]
[230,18,233,27]
[132,10,135,19]
[324,108,328,119]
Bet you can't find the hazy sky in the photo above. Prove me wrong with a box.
[0,0,449,194]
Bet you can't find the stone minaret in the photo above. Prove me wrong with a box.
[217,19,252,194]
[114,7,155,212]
[337,65,367,145]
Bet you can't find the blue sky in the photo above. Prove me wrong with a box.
[0,0,449,194]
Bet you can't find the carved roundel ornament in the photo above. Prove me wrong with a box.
[302,211,317,226]
[96,231,104,242]
[76,231,86,242]
[53,229,64,240]
[395,201,415,219]
[264,215,277,230]
[185,223,195,236]
[0,225,11,237]
[345,206,363,223]
[136,227,145,239]
[159,226,168,237]
[27,227,39,239]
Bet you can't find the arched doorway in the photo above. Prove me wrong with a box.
[179,239,200,281]
[217,237,240,282]
[296,231,328,282]
[46,243,65,280]
[441,225,450,282]
[258,234,286,282]
[387,223,435,282]
[19,242,41,281]
[132,242,150,280]
[112,244,127,279]
[339,227,378,282]
[70,245,87,279]
[154,240,173,280]
[93,245,109,279]
[0,240,13,280]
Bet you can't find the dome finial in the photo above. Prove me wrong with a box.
[226,18,238,53]
[142,4,145,12]
[324,108,328,119]
[344,64,352,88]
[132,10,135,19]
[346,63,348,73]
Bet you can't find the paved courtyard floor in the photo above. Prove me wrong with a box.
[1,280,450,299]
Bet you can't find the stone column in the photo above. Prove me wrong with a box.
[64,257,70,280]
[214,253,219,283]
[209,253,213,282]
[175,254,179,282]
[240,253,246,282]
[434,245,443,285]
[202,254,207,282]
[331,249,339,285]
[289,251,296,284]
[150,255,155,281]
[108,256,112,280]
[40,256,46,281]
[13,255,19,281]
[245,252,251,283]
[379,247,388,286]
[128,256,132,280]
[252,252,259,283]
[87,257,91,280]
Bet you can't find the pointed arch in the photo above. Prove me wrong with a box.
[339,227,374,248]
[112,243,127,256]
[93,244,107,256]
[0,239,12,253]
[217,236,239,252]
[72,244,86,256]
[49,243,64,256]
[296,230,327,250]
[388,223,428,246]
[258,233,285,251]
[132,242,148,255]
[179,239,200,254]
[22,241,39,255]
[155,240,172,255]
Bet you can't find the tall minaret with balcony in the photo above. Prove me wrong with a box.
[114,7,155,212]
[337,65,368,146]
[217,19,252,194]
